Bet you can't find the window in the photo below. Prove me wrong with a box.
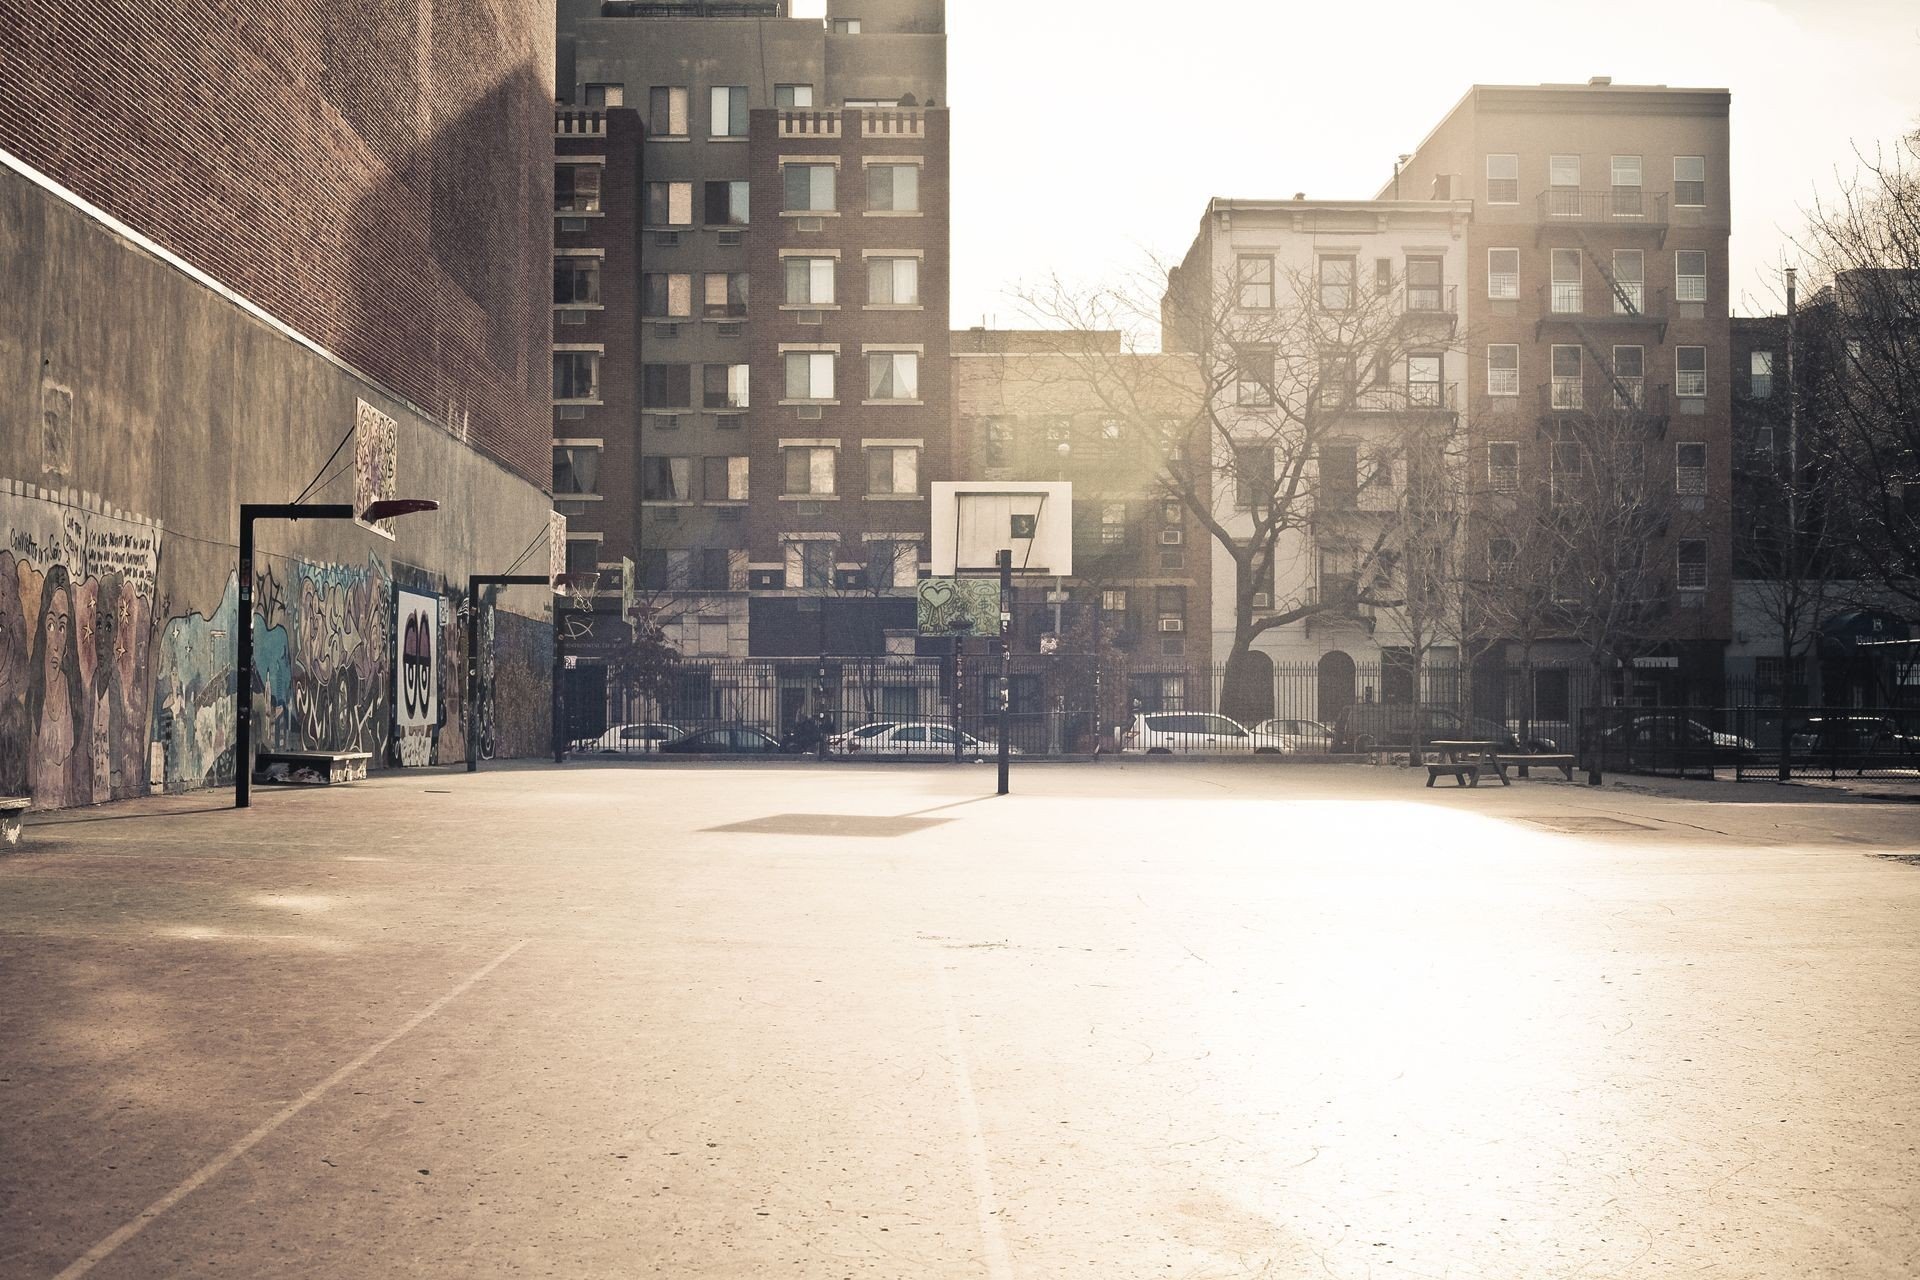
[1488,345,1519,398]
[1406,257,1444,311]
[866,540,917,589]
[1319,443,1358,506]
[785,352,835,400]
[1486,154,1518,204]
[1676,251,1707,304]
[693,550,732,592]
[1100,502,1128,546]
[984,420,1013,469]
[787,539,835,589]
[783,447,837,496]
[1550,438,1584,504]
[1677,539,1708,591]
[1487,441,1519,493]
[1234,444,1275,509]
[710,86,748,137]
[1237,255,1274,309]
[703,363,749,409]
[1548,154,1580,216]
[868,352,919,400]
[645,181,692,226]
[704,455,749,502]
[642,273,692,318]
[1487,248,1519,300]
[784,257,835,305]
[1550,345,1583,409]
[1100,589,1128,614]
[1234,345,1274,406]
[1613,345,1645,408]
[642,363,691,408]
[868,256,920,305]
[1407,353,1443,407]
[1319,547,1357,602]
[1676,442,1707,495]
[866,446,919,495]
[648,86,688,137]
[556,164,601,213]
[1674,156,1706,207]
[553,351,599,400]
[641,456,692,502]
[775,84,813,109]
[783,164,836,212]
[704,272,748,318]
[1317,351,1357,409]
[1375,258,1393,291]
[868,164,920,212]
[1611,155,1643,216]
[1677,346,1707,399]
[553,257,601,305]
[1489,537,1517,578]
[583,83,624,108]
[704,180,749,226]
[831,17,861,33]
[552,445,600,495]
[1155,586,1187,625]
[1611,250,1644,313]
[1550,248,1583,313]
[1750,350,1774,399]
[1318,256,1355,310]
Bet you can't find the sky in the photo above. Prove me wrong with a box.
[796,0,1918,334]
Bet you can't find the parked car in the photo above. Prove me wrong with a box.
[570,722,685,754]
[656,725,783,755]
[1249,718,1335,753]
[1119,712,1288,755]
[826,722,900,753]
[1599,714,1752,760]
[1787,716,1916,759]
[1332,704,1558,754]
[834,721,1020,759]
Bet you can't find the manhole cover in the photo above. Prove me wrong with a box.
[706,813,949,838]
[1519,815,1655,833]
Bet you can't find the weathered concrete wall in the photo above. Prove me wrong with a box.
[0,159,555,809]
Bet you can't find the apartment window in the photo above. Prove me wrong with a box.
[710,86,748,137]
[868,164,920,212]
[644,181,692,226]
[1234,444,1275,509]
[1676,251,1707,304]
[553,257,601,305]
[1611,155,1643,216]
[1676,442,1707,495]
[784,447,837,496]
[866,446,920,495]
[1319,443,1358,506]
[704,180,749,226]
[1549,438,1584,504]
[642,363,691,408]
[703,363,749,409]
[1674,156,1706,207]
[1406,257,1444,311]
[783,164,836,212]
[552,445,600,495]
[704,272,748,318]
[1156,586,1187,625]
[831,17,861,33]
[1550,345,1583,409]
[1318,256,1355,310]
[866,540,917,589]
[555,164,601,213]
[693,550,732,592]
[984,419,1013,469]
[789,539,836,589]
[1486,154,1518,204]
[1677,346,1707,399]
[1234,345,1275,407]
[776,84,813,109]
[1550,248,1583,313]
[1407,353,1443,407]
[1750,351,1774,399]
[1487,345,1519,398]
[1487,248,1519,300]
[583,83,624,108]
[1317,352,1357,409]
[1487,441,1519,493]
[1100,502,1128,546]
[1677,539,1708,591]
[1100,589,1128,614]
[868,352,919,400]
[785,352,836,400]
[1548,154,1580,216]
[1375,258,1393,291]
[648,86,688,136]
[1319,547,1357,602]
[784,257,836,305]
[704,455,749,502]
[1613,345,1645,408]
[1489,538,1517,578]
[1238,255,1274,309]
[642,273,692,318]
[641,456,693,502]
[868,256,920,305]
[553,351,599,400]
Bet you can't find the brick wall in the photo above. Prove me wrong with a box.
[0,0,555,487]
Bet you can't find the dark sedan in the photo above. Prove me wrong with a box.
[655,726,782,755]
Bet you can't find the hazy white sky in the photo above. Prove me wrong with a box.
[793,0,1918,332]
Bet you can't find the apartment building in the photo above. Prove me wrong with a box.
[1390,80,1734,701]
[553,0,948,662]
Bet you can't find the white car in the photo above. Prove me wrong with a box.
[571,722,686,754]
[1119,712,1287,755]
[826,722,900,753]
[1250,718,1335,753]
[834,721,1021,758]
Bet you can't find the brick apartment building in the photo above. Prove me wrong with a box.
[552,0,949,667]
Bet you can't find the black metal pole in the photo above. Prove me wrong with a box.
[998,549,1012,796]
[237,511,255,809]
[553,611,567,764]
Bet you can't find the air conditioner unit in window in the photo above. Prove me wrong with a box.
[1158,529,1184,545]
[557,405,586,421]
[797,405,824,421]
[1252,593,1272,609]
[559,217,586,234]
[717,231,744,247]
[651,414,680,430]
[797,309,823,325]
[717,322,744,338]
[654,231,681,247]
[1158,618,1185,633]
[557,310,587,326]
[799,501,825,516]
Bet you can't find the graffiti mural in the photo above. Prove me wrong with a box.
[150,576,239,793]
[393,587,439,766]
[252,556,392,757]
[1,481,162,808]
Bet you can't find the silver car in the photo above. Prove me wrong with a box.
[1120,712,1286,755]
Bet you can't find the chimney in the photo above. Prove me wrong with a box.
[1589,76,1613,86]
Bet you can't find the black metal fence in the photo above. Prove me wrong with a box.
[1581,705,1920,780]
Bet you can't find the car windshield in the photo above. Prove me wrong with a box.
[1200,716,1246,737]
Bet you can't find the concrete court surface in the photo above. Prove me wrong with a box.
[1,763,1917,1279]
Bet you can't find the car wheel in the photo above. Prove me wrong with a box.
[1354,734,1377,752]
[1147,747,1171,755]
[1255,747,1280,755]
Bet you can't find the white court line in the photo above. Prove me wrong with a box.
[938,964,1016,1280]
[53,938,532,1279]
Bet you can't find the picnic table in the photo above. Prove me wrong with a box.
[1426,740,1510,788]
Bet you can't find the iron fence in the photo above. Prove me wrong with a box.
[1581,705,1920,780]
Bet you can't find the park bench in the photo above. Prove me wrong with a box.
[1427,740,1511,789]
[1495,753,1578,782]
[1425,761,1480,788]
[252,751,371,787]
[1,797,28,848]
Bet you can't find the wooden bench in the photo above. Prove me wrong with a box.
[0,797,28,848]
[1494,753,1577,781]
[1426,762,1480,788]
[252,751,372,787]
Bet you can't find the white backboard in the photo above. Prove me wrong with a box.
[930,482,1072,577]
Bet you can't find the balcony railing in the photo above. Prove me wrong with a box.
[1536,284,1670,331]
[555,110,608,137]
[1538,380,1671,419]
[778,110,842,138]
[1537,188,1669,224]
[1340,381,1459,414]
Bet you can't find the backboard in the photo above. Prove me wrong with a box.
[930,482,1072,577]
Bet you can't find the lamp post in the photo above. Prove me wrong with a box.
[236,499,438,809]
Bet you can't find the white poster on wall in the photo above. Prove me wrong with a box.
[394,588,440,734]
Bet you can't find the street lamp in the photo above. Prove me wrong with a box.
[236,499,439,808]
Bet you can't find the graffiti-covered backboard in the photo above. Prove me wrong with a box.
[353,400,399,538]
[915,577,1001,636]
[549,511,568,596]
